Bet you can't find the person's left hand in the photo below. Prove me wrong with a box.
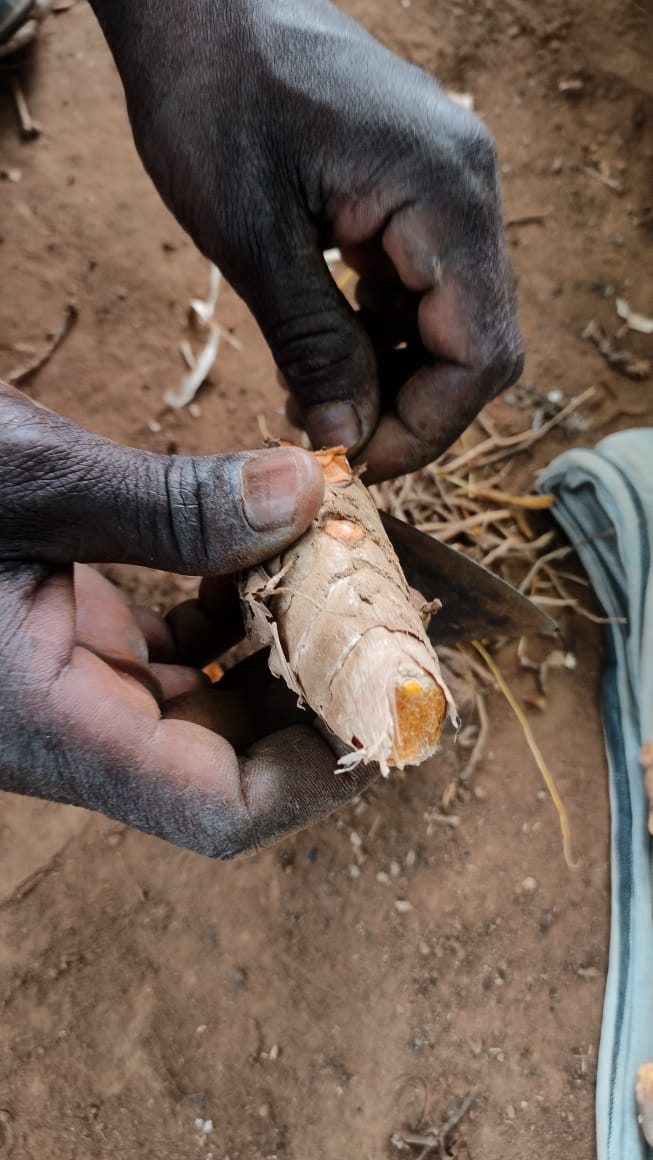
[0,384,379,856]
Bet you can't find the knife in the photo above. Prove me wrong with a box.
[381,511,557,643]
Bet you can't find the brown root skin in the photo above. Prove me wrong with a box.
[239,448,456,775]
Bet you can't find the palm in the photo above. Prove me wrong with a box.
[1,565,379,856]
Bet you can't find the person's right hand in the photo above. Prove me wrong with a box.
[90,0,524,481]
[0,383,382,856]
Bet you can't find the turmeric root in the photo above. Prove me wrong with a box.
[239,449,456,775]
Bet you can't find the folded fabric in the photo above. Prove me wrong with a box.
[539,430,653,1160]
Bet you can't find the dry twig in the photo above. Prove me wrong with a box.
[7,303,78,385]
[10,79,41,140]
[369,384,600,860]
[391,1089,476,1159]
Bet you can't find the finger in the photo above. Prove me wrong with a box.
[0,383,324,574]
[42,640,376,857]
[163,688,254,749]
[383,198,522,375]
[74,564,149,665]
[239,726,380,847]
[217,647,273,694]
[232,226,380,454]
[3,521,377,860]
[220,649,312,737]
[165,577,244,667]
[130,605,177,663]
[150,663,209,700]
[165,649,309,744]
[353,201,523,481]
[355,364,492,483]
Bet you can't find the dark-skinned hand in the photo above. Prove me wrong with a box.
[0,384,380,856]
[2,0,524,852]
[90,0,524,481]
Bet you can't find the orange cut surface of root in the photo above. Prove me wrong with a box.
[391,678,447,766]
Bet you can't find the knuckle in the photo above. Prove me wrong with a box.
[483,330,525,395]
[161,457,212,572]
[272,309,353,383]
[267,305,370,403]
[447,116,500,215]
[444,106,498,177]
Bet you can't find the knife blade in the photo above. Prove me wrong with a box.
[380,511,557,643]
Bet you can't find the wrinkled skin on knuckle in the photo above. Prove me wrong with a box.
[262,297,364,400]
[159,453,254,576]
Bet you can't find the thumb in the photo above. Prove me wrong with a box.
[236,234,379,454]
[0,384,324,573]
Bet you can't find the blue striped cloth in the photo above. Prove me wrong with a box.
[539,431,653,1160]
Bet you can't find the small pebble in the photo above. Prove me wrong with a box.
[188,402,202,419]
[394,899,413,914]
[268,1043,280,1061]
[348,864,360,879]
[558,78,584,94]
[147,418,162,434]
[521,876,538,893]
[389,860,401,878]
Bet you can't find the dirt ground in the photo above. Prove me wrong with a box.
[1,1,652,1158]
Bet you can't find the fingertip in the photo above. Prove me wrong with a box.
[352,413,427,483]
[304,399,362,452]
[287,445,326,525]
[240,446,324,537]
[130,605,177,663]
